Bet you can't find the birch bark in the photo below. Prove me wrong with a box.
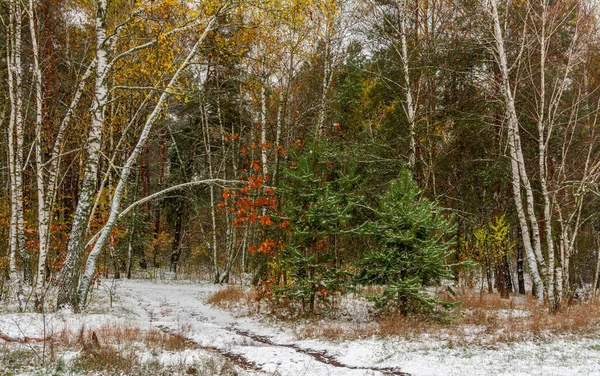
[536,0,556,309]
[261,83,269,180]
[13,0,29,284]
[399,0,417,171]
[316,34,331,137]
[56,0,110,311]
[77,18,216,305]
[6,0,27,310]
[29,0,49,309]
[201,98,220,282]
[489,0,545,301]
[531,0,581,309]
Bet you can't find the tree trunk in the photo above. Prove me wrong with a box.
[516,235,526,294]
[489,0,545,301]
[170,204,185,274]
[76,21,216,305]
[7,0,27,311]
[29,0,50,311]
[56,0,109,311]
[399,0,417,172]
[316,31,331,137]
[592,238,600,299]
[537,1,554,309]
[498,262,510,299]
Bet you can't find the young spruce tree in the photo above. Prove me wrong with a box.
[356,170,457,313]
[277,141,364,314]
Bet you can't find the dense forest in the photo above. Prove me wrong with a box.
[2,0,600,317]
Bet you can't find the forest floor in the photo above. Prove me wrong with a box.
[2,278,600,375]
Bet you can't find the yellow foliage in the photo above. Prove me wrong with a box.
[471,214,514,267]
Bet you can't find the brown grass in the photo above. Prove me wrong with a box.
[453,291,536,310]
[207,285,248,308]
[292,292,600,344]
[354,285,386,296]
[72,323,196,352]
[74,345,139,374]
[522,300,600,335]
[296,313,440,341]
[144,327,194,352]
[26,322,198,370]
[204,284,600,346]
[1,322,202,375]
[453,292,600,338]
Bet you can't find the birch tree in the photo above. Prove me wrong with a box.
[5,0,28,310]
[486,0,545,301]
[526,0,586,310]
[55,0,111,311]
[77,17,217,304]
[362,0,419,172]
[27,0,97,311]
[56,0,225,310]
[483,0,598,308]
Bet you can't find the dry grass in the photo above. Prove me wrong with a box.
[70,324,201,374]
[453,291,536,310]
[296,313,440,341]
[74,345,139,374]
[287,291,600,345]
[1,321,244,375]
[77,322,195,352]
[205,284,600,346]
[2,323,203,375]
[516,300,600,336]
[453,292,600,339]
[354,285,386,296]
[208,285,248,307]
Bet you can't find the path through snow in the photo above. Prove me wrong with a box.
[4,279,600,375]
[118,279,405,376]
[116,279,600,376]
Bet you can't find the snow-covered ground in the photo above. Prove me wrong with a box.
[3,279,600,375]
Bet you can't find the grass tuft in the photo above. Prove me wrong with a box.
[207,285,248,309]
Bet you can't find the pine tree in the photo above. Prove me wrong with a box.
[276,141,364,314]
[356,170,457,313]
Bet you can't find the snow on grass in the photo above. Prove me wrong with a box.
[0,280,261,375]
[203,281,600,376]
[4,278,600,375]
[300,334,600,375]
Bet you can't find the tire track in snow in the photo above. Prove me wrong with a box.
[131,290,264,373]
[229,327,408,376]
[155,324,264,373]
[119,280,409,376]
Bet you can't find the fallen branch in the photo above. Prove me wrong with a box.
[0,330,51,343]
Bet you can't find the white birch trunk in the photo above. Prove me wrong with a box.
[316,34,330,137]
[33,60,94,309]
[6,0,27,310]
[56,0,110,311]
[260,83,269,180]
[489,0,545,301]
[201,98,220,282]
[546,8,581,307]
[6,9,25,310]
[400,0,417,171]
[77,19,216,305]
[536,0,558,309]
[13,0,29,284]
[217,95,237,283]
[259,81,269,228]
[515,128,547,277]
[28,0,50,310]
